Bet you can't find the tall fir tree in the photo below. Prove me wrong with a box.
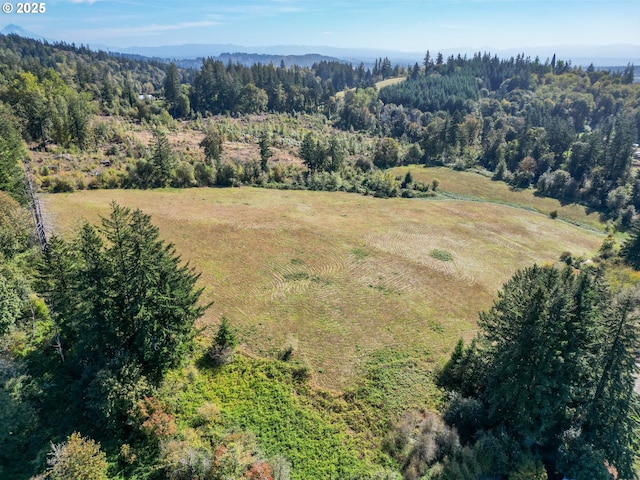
[150,129,175,188]
[258,131,272,172]
[620,222,640,269]
[441,264,640,477]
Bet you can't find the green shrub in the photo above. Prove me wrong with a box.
[430,249,454,262]
[46,432,108,480]
[51,176,76,193]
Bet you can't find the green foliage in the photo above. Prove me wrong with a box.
[382,411,459,480]
[0,104,27,201]
[364,170,399,198]
[439,264,640,478]
[429,249,453,262]
[0,363,39,478]
[508,457,548,480]
[0,272,22,335]
[172,161,196,188]
[163,356,386,480]
[401,171,413,188]
[210,317,238,365]
[46,432,108,480]
[300,133,323,173]
[200,128,224,166]
[36,202,206,443]
[346,349,442,436]
[164,63,182,117]
[258,131,273,172]
[337,87,379,131]
[149,129,176,188]
[372,138,400,169]
[379,71,479,114]
[239,84,269,114]
[4,70,93,149]
[620,222,640,269]
[214,317,238,351]
[0,192,32,260]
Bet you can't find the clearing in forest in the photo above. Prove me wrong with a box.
[44,186,603,389]
[391,166,606,231]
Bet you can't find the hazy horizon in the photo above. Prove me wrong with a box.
[1,0,638,53]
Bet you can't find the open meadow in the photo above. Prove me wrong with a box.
[390,166,607,231]
[43,186,604,389]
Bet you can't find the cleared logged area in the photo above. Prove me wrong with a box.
[44,188,603,388]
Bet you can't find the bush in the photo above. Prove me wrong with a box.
[355,157,374,172]
[558,251,572,265]
[509,457,548,480]
[161,439,215,480]
[216,163,240,187]
[430,249,453,262]
[172,162,196,188]
[383,411,460,480]
[194,162,214,187]
[51,176,76,193]
[46,432,108,480]
[442,394,485,444]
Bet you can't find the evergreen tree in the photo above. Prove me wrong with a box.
[41,203,207,384]
[149,129,175,188]
[258,131,272,172]
[300,132,324,172]
[97,203,206,380]
[441,264,640,477]
[585,289,640,478]
[620,222,640,269]
[163,63,181,116]
[326,137,344,172]
[0,104,27,201]
[423,51,432,72]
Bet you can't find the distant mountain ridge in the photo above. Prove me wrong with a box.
[2,23,639,67]
[173,53,343,69]
[0,23,48,42]
[96,42,640,68]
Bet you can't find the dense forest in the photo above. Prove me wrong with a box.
[1,32,640,479]
[0,34,638,220]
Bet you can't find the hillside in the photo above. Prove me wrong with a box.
[1,32,638,479]
[43,186,604,389]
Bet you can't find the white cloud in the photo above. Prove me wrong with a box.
[73,20,219,37]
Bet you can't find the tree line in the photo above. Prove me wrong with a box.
[2,33,638,224]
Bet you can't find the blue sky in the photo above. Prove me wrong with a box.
[3,0,639,51]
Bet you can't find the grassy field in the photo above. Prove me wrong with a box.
[391,166,607,232]
[43,186,604,389]
[336,77,406,99]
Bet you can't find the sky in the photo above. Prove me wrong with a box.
[1,0,639,52]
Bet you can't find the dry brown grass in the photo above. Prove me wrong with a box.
[43,187,603,389]
[391,166,606,231]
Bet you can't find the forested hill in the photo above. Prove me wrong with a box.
[371,53,639,223]
[174,52,344,69]
[0,33,639,223]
